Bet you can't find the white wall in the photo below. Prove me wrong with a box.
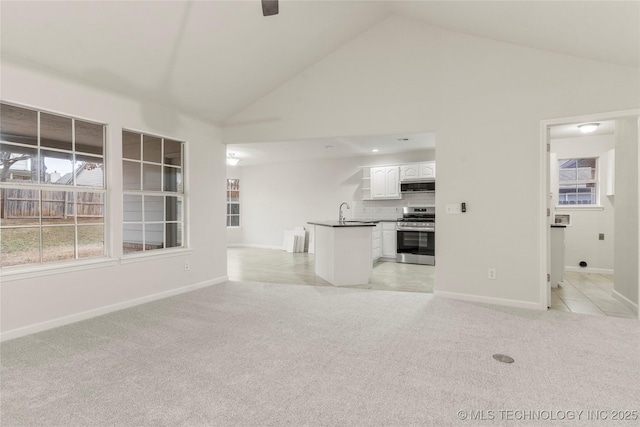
[550,134,615,273]
[0,58,228,337]
[614,118,639,306]
[223,15,640,308]
[234,150,433,248]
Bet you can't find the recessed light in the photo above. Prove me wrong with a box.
[578,123,599,133]
[325,145,333,149]
[372,149,379,153]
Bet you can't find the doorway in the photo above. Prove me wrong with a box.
[224,131,437,293]
[541,110,640,320]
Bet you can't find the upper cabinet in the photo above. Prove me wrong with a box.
[400,161,436,181]
[370,166,401,199]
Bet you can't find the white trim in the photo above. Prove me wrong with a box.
[542,109,640,126]
[227,243,284,251]
[120,247,193,264]
[0,99,107,126]
[0,258,119,282]
[612,290,639,314]
[539,121,551,310]
[565,266,614,275]
[434,290,545,311]
[555,206,604,211]
[0,275,228,342]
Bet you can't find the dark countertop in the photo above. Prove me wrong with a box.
[307,221,378,228]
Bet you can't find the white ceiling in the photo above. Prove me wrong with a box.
[549,120,616,140]
[2,0,638,127]
[1,1,389,124]
[388,1,640,70]
[227,132,435,166]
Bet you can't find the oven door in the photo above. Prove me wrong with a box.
[396,229,435,265]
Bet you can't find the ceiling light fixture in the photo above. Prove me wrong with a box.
[226,153,240,166]
[325,145,333,149]
[372,149,379,153]
[578,123,600,133]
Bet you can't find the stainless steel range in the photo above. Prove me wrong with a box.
[396,206,435,265]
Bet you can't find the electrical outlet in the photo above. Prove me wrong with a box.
[184,261,190,271]
[488,268,496,279]
[446,204,461,214]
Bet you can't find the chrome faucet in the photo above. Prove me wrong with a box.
[339,202,350,222]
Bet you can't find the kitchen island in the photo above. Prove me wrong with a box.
[307,221,377,287]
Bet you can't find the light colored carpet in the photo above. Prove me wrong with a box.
[1,280,639,426]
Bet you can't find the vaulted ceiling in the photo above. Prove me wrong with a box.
[2,1,638,126]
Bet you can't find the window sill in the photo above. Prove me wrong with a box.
[0,248,194,281]
[120,247,193,264]
[227,226,242,229]
[555,206,604,211]
[0,258,119,282]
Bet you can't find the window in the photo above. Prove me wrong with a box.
[227,179,240,227]
[122,130,184,253]
[0,103,106,268]
[557,158,598,206]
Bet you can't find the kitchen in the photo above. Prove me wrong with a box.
[226,133,436,293]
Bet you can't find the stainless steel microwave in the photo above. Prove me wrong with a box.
[400,181,435,193]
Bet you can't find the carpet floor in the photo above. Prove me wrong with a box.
[1,280,639,426]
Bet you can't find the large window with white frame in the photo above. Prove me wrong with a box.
[0,102,106,268]
[122,130,184,253]
[557,157,599,206]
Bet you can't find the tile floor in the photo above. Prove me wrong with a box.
[228,248,637,319]
[227,247,434,293]
[550,271,637,318]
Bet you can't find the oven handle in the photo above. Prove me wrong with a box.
[397,227,435,232]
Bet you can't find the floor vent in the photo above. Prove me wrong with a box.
[492,354,515,364]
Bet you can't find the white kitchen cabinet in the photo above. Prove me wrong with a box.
[400,162,436,181]
[372,223,382,262]
[419,162,436,179]
[381,222,397,259]
[370,166,400,199]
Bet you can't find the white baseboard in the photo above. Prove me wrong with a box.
[0,276,229,342]
[434,290,545,311]
[565,266,614,275]
[612,290,639,314]
[227,243,286,251]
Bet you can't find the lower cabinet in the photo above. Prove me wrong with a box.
[381,222,397,259]
[372,223,382,262]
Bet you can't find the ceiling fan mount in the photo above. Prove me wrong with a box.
[262,0,279,17]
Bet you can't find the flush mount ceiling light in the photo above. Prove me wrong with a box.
[372,149,379,153]
[578,123,600,133]
[226,153,240,166]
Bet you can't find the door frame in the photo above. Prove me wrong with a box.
[539,109,640,314]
